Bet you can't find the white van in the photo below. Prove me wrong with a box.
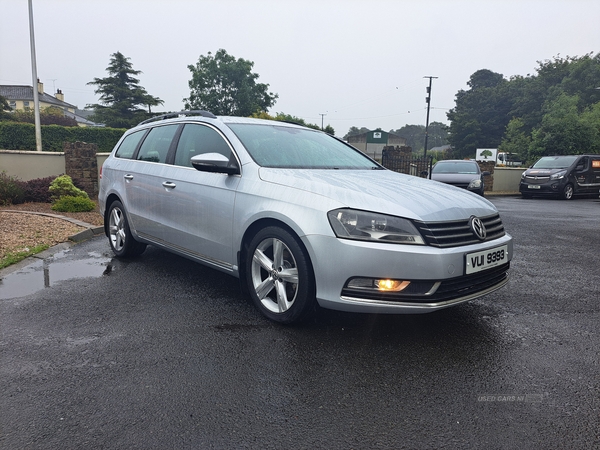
[497,152,522,166]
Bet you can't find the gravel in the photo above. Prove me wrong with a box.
[0,202,104,259]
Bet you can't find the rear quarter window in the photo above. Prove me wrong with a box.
[115,130,145,159]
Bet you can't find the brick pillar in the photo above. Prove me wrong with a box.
[477,160,495,192]
[64,141,99,197]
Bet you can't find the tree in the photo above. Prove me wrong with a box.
[389,122,449,152]
[447,53,600,160]
[0,95,12,121]
[87,52,163,128]
[529,93,599,160]
[446,69,512,158]
[185,49,278,116]
[499,118,531,163]
[251,111,335,135]
[343,126,370,139]
[11,107,78,126]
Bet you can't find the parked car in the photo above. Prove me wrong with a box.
[519,154,600,199]
[429,160,489,196]
[99,111,513,324]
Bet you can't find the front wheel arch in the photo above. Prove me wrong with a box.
[238,219,304,293]
[561,183,574,200]
[242,223,316,324]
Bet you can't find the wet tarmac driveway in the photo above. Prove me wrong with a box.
[1,196,599,449]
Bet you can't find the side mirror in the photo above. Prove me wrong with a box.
[191,153,240,175]
[482,171,491,176]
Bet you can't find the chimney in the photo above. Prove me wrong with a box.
[37,78,44,94]
[55,89,64,102]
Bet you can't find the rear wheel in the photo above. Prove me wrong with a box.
[107,200,146,257]
[246,226,315,324]
[561,183,574,200]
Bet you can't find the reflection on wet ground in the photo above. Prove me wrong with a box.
[0,249,113,300]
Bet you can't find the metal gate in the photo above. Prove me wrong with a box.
[381,149,433,179]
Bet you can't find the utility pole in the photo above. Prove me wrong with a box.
[28,0,42,151]
[319,113,327,131]
[423,76,438,158]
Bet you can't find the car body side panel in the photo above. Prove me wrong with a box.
[103,158,167,240]
[152,165,240,268]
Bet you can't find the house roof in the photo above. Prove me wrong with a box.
[67,109,105,127]
[0,85,77,109]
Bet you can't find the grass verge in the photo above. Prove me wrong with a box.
[0,244,50,270]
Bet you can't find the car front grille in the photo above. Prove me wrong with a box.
[341,262,510,304]
[447,182,470,189]
[523,175,550,184]
[413,213,506,248]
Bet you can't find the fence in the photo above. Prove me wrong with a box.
[381,148,433,178]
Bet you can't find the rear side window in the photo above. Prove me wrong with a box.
[115,130,145,159]
[136,125,179,163]
[174,124,231,167]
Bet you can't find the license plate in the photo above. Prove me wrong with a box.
[528,185,541,189]
[465,245,508,275]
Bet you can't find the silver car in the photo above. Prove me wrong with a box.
[99,111,513,324]
[429,160,489,196]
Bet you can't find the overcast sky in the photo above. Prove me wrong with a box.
[1,0,598,136]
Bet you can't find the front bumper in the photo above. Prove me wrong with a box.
[304,233,513,314]
[519,180,565,196]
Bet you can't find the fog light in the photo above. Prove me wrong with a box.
[347,278,411,292]
[375,279,410,292]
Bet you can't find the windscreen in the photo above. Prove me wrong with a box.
[228,124,381,169]
[532,156,578,169]
[432,161,478,174]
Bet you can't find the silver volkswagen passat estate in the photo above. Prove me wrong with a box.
[99,111,512,324]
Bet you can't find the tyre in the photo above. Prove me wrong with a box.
[107,200,147,257]
[246,226,315,324]
[561,184,574,200]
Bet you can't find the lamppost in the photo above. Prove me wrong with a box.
[423,76,438,158]
[28,0,42,151]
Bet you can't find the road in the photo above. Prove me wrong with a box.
[1,196,599,449]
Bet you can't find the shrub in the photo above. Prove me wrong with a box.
[51,195,96,212]
[49,175,89,201]
[0,171,25,205]
[23,176,55,203]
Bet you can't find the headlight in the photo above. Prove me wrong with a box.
[468,179,482,189]
[550,170,567,180]
[327,209,425,245]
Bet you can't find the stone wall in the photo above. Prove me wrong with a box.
[64,141,98,197]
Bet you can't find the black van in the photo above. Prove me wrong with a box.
[519,154,600,200]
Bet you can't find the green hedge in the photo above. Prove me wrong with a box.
[0,121,126,153]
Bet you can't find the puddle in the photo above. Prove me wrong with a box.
[0,250,114,300]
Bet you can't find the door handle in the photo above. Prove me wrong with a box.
[162,181,176,189]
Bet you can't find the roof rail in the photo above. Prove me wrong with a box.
[137,110,217,126]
